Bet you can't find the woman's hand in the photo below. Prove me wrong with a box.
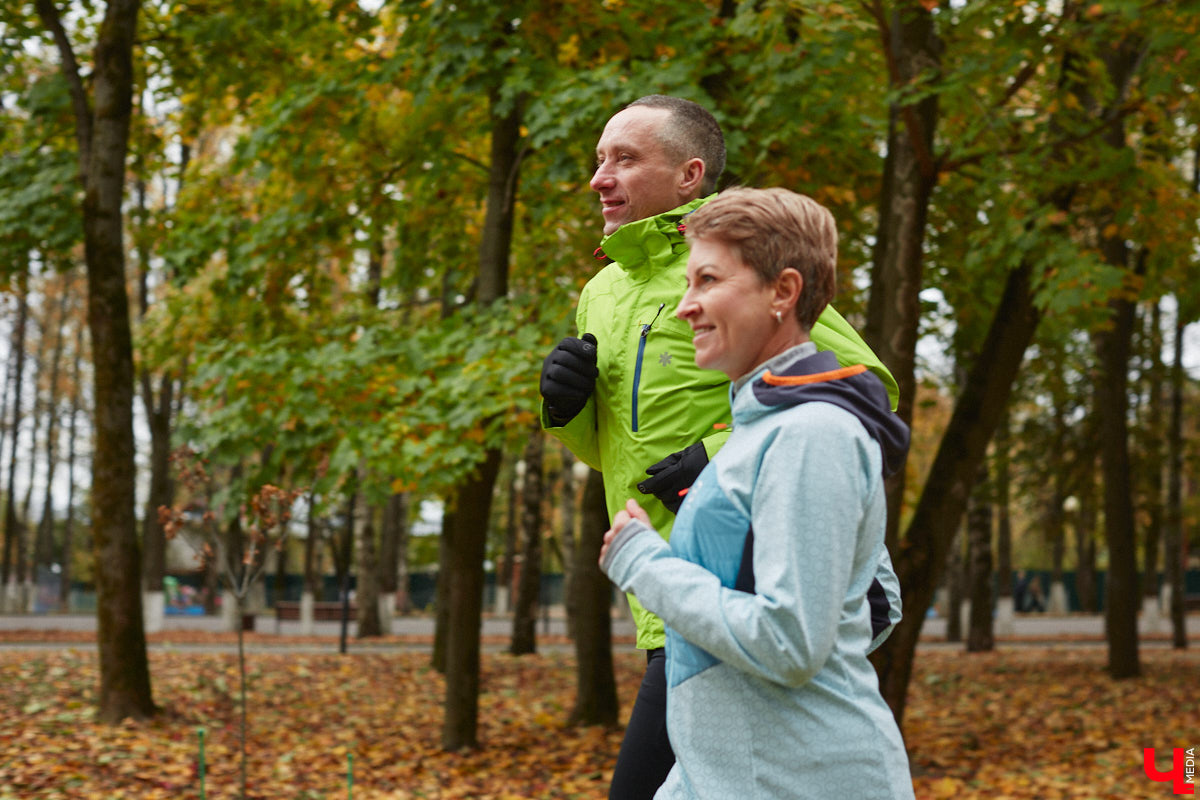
[599,498,652,567]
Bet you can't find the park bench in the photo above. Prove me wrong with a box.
[274,600,357,623]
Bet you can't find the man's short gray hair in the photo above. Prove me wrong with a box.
[627,95,726,196]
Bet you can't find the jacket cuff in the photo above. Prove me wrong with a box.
[599,519,665,589]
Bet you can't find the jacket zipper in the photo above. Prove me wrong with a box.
[632,303,665,433]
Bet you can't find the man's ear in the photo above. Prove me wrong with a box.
[678,157,706,197]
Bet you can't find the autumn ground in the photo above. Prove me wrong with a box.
[0,632,1197,799]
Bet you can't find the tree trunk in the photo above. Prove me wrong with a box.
[136,167,175,609]
[2,273,29,610]
[966,463,994,652]
[38,0,156,721]
[356,485,383,638]
[432,509,452,674]
[511,428,544,655]
[498,465,519,614]
[944,528,963,643]
[34,282,68,580]
[303,492,321,597]
[863,0,941,547]
[59,321,84,611]
[1040,350,1071,615]
[1075,463,1099,614]
[380,492,410,616]
[1140,301,1164,608]
[335,494,355,654]
[871,260,1041,725]
[442,448,502,751]
[1164,311,1187,648]
[559,446,578,639]
[140,369,173,634]
[0,304,11,507]
[440,82,523,749]
[14,302,49,612]
[1090,35,1145,678]
[1092,285,1140,678]
[994,412,1013,603]
[568,468,619,727]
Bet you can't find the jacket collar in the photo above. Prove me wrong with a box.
[734,346,911,478]
[596,195,713,274]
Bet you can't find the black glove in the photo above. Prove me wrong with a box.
[637,441,709,514]
[540,333,598,425]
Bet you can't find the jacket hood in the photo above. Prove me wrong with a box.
[596,195,712,274]
[741,349,910,477]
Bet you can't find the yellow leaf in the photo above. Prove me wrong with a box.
[931,777,964,798]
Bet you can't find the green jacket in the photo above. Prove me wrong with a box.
[544,196,899,649]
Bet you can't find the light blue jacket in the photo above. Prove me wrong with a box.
[601,344,915,800]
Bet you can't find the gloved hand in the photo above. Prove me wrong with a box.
[637,441,709,514]
[540,333,598,425]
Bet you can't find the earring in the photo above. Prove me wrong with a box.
[774,310,783,323]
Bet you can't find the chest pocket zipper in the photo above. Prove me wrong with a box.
[632,303,665,433]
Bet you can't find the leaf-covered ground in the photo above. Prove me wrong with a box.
[0,637,1196,799]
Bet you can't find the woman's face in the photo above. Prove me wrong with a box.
[676,237,784,380]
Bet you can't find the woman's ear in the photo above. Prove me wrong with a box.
[774,268,803,316]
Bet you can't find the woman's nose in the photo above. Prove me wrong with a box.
[676,290,697,319]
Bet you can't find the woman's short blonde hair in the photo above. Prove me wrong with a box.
[684,186,837,331]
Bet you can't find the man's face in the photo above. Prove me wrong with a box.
[589,106,693,236]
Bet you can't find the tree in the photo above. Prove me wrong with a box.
[1164,307,1189,648]
[33,273,71,588]
[865,0,1197,719]
[1088,27,1154,679]
[1,272,29,612]
[161,454,302,799]
[965,462,994,653]
[440,80,524,749]
[862,0,942,545]
[34,0,154,721]
[511,426,544,656]
[567,468,619,727]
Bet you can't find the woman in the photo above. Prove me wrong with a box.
[599,187,914,799]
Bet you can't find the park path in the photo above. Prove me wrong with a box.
[0,609,1193,653]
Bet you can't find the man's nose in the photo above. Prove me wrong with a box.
[590,163,613,191]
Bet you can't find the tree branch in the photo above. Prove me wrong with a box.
[33,0,93,179]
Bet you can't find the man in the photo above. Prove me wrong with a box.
[540,95,900,800]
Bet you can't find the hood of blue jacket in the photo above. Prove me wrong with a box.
[739,349,910,477]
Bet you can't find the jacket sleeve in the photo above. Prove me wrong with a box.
[811,305,900,412]
[605,406,878,688]
[699,426,731,460]
[541,396,601,470]
[540,281,602,469]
